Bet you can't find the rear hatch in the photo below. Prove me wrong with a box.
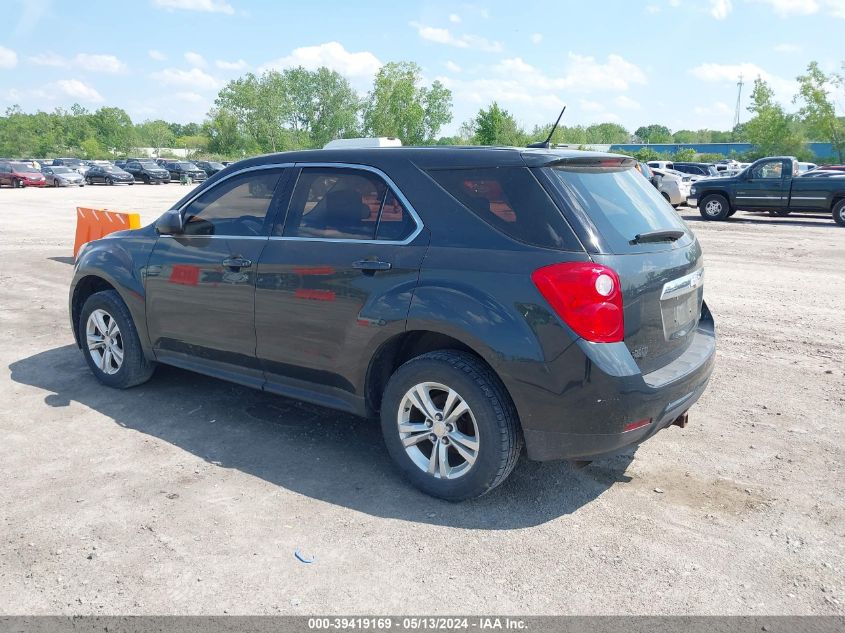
[536,157,704,374]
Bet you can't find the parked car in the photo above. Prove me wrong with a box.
[818,165,845,173]
[163,161,207,182]
[114,160,128,169]
[123,160,171,184]
[0,160,47,187]
[673,162,720,179]
[42,165,85,187]
[689,155,845,225]
[647,160,674,171]
[84,164,135,186]
[193,160,226,177]
[651,168,691,207]
[797,162,818,174]
[52,158,90,175]
[69,145,715,500]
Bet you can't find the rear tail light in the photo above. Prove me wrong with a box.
[624,418,652,433]
[531,262,624,343]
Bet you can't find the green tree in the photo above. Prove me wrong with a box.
[91,107,135,155]
[672,148,697,161]
[136,120,175,155]
[584,122,630,144]
[470,102,526,146]
[794,61,844,162]
[635,124,672,143]
[744,78,806,158]
[363,61,452,144]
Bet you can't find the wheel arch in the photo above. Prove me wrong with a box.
[365,329,518,423]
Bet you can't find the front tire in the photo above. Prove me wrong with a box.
[833,199,845,227]
[12,179,21,188]
[106,177,114,186]
[699,194,731,220]
[79,290,155,389]
[380,350,522,501]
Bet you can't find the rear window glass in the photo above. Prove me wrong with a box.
[542,166,689,254]
[427,167,580,250]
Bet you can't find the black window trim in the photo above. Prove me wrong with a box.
[163,161,423,244]
[272,162,424,245]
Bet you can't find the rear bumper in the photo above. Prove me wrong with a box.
[513,303,716,462]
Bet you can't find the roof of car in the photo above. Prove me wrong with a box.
[231,146,631,171]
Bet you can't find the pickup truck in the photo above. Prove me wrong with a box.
[688,155,845,227]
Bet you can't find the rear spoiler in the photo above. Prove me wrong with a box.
[527,154,636,170]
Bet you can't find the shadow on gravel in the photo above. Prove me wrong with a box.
[9,345,636,529]
[48,256,76,265]
[681,211,832,228]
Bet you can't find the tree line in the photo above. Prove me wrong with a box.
[1,59,842,162]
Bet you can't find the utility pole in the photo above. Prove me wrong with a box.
[734,74,744,129]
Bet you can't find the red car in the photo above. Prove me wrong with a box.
[0,161,47,187]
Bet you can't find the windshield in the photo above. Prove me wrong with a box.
[542,166,689,254]
[51,166,73,174]
[139,161,159,168]
[177,162,198,169]
[103,165,121,172]
[208,162,224,169]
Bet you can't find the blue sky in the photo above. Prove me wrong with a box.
[1,0,843,135]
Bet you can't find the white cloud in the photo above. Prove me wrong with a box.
[444,60,462,73]
[669,0,682,6]
[0,46,18,69]
[55,79,103,102]
[259,42,382,86]
[748,0,819,16]
[614,95,641,110]
[148,49,167,61]
[175,91,205,103]
[184,51,207,67]
[152,0,234,14]
[491,54,646,93]
[75,54,126,73]
[530,33,543,44]
[28,52,66,67]
[646,4,661,13]
[448,13,461,22]
[689,62,796,102]
[774,42,801,52]
[824,0,845,18]
[28,52,126,73]
[693,101,732,116]
[150,67,222,90]
[710,0,733,19]
[409,22,502,52]
[215,58,249,71]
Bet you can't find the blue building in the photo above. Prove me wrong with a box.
[608,142,837,160]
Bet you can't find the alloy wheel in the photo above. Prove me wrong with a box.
[397,382,479,480]
[86,309,124,375]
[704,200,723,217]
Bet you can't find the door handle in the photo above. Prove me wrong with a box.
[222,257,252,269]
[352,260,392,272]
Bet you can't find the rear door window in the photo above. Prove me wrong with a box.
[427,167,580,250]
[282,167,417,242]
[541,166,690,254]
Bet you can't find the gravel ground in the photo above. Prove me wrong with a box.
[0,184,843,615]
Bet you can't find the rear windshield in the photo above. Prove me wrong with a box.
[427,167,580,251]
[541,166,689,254]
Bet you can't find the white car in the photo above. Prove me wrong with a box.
[651,168,691,207]
[797,161,818,174]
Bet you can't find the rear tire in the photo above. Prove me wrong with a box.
[699,194,730,220]
[78,290,155,389]
[833,199,845,227]
[380,350,522,501]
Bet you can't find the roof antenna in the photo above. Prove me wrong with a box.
[528,106,566,149]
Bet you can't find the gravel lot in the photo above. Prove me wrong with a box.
[0,183,843,615]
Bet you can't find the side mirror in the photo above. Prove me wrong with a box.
[155,209,183,235]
